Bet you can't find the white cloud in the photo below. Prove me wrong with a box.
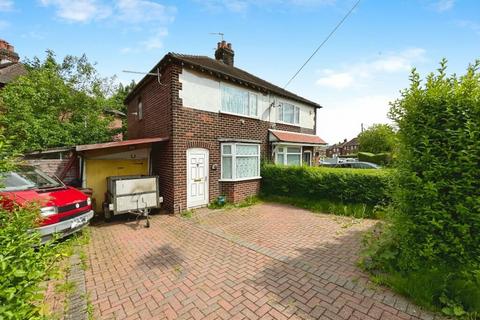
[116,0,176,24]
[316,48,426,90]
[317,95,394,144]
[140,28,168,50]
[457,20,480,35]
[196,0,335,13]
[0,0,13,11]
[39,0,176,53]
[39,0,111,22]
[316,71,353,89]
[433,0,454,12]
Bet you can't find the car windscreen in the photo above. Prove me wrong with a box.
[0,167,63,191]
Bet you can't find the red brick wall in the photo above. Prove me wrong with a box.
[25,159,78,185]
[127,65,176,211]
[127,62,316,212]
[221,180,260,203]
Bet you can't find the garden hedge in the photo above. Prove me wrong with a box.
[363,60,480,315]
[261,164,391,206]
[358,152,392,166]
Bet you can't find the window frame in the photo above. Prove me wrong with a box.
[137,100,143,120]
[220,143,261,181]
[277,102,300,126]
[302,150,312,166]
[275,145,303,166]
[220,83,259,119]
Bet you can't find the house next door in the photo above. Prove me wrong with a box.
[187,148,209,208]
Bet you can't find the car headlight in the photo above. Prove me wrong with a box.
[40,206,58,217]
[87,197,92,206]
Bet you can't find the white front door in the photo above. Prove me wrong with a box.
[186,148,209,208]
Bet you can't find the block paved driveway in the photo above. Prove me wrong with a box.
[85,203,439,320]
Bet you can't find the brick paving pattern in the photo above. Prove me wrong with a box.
[85,203,440,320]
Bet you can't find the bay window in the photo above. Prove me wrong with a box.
[221,143,261,180]
[275,146,302,166]
[277,103,299,125]
[221,84,258,117]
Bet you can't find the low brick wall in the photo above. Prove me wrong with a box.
[220,179,260,203]
[25,159,78,185]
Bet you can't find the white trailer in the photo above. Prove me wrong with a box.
[103,175,163,227]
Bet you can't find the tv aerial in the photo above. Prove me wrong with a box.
[122,68,164,86]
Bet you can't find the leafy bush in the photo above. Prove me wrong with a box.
[358,123,397,154]
[0,203,68,320]
[363,60,480,314]
[358,152,392,166]
[261,164,391,207]
[0,139,67,319]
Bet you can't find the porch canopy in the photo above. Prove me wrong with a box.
[268,129,327,146]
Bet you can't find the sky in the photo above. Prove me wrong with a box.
[1,0,479,144]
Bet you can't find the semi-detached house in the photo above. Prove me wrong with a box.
[125,41,326,212]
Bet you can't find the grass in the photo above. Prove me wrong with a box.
[180,210,193,218]
[208,196,262,210]
[259,194,384,219]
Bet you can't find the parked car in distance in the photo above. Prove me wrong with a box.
[321,161,381,169]
[0,165,94,243]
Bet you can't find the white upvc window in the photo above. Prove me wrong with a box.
[221,143,261,181]
[275,145,302,166]
[277,103,300,125]
[221,84,258,117]
[137,100,143,120]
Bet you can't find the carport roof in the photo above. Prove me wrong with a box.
[75,137,168,152]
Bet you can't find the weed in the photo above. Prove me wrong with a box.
[180,210,193,218]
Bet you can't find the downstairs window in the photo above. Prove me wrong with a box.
[275,146,302,166]
[221,143,261,181]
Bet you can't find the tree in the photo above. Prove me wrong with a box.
[0,51,127,153]
[358,123,396,154]
[364,60,480,314]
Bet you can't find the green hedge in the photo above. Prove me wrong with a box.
[261,164,391,207]
[363,60,480,315]
[358,152,392,166]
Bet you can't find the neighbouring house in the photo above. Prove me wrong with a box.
[125,40,327,212]
[326,136,358,158]
[343,137,359,154]
[0,39,27,89]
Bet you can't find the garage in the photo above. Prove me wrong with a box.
[75,137,168,212]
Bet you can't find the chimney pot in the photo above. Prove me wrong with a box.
[214,40,234,66]
[0,39,20,63]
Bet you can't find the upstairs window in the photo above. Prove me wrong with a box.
[221,143,261,181]
[221,84,258,117]
[137,100,143,120]
[277,103,299,125]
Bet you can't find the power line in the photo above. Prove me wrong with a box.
[283,0,361,89]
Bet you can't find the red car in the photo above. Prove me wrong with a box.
[0,165,94,243]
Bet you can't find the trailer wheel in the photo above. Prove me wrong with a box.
[103,203,112,222]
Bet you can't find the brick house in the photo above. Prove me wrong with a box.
[326,137,358,158]
[125,41,326,212]
[0,39,27,89]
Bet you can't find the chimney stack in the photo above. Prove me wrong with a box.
[0,39,19,64]
[215,40,234,66]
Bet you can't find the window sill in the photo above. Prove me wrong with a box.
[276,121,300,127]
[219,176,262,182]
[219,111,260,121]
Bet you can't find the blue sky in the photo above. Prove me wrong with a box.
[1,0,479,143]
